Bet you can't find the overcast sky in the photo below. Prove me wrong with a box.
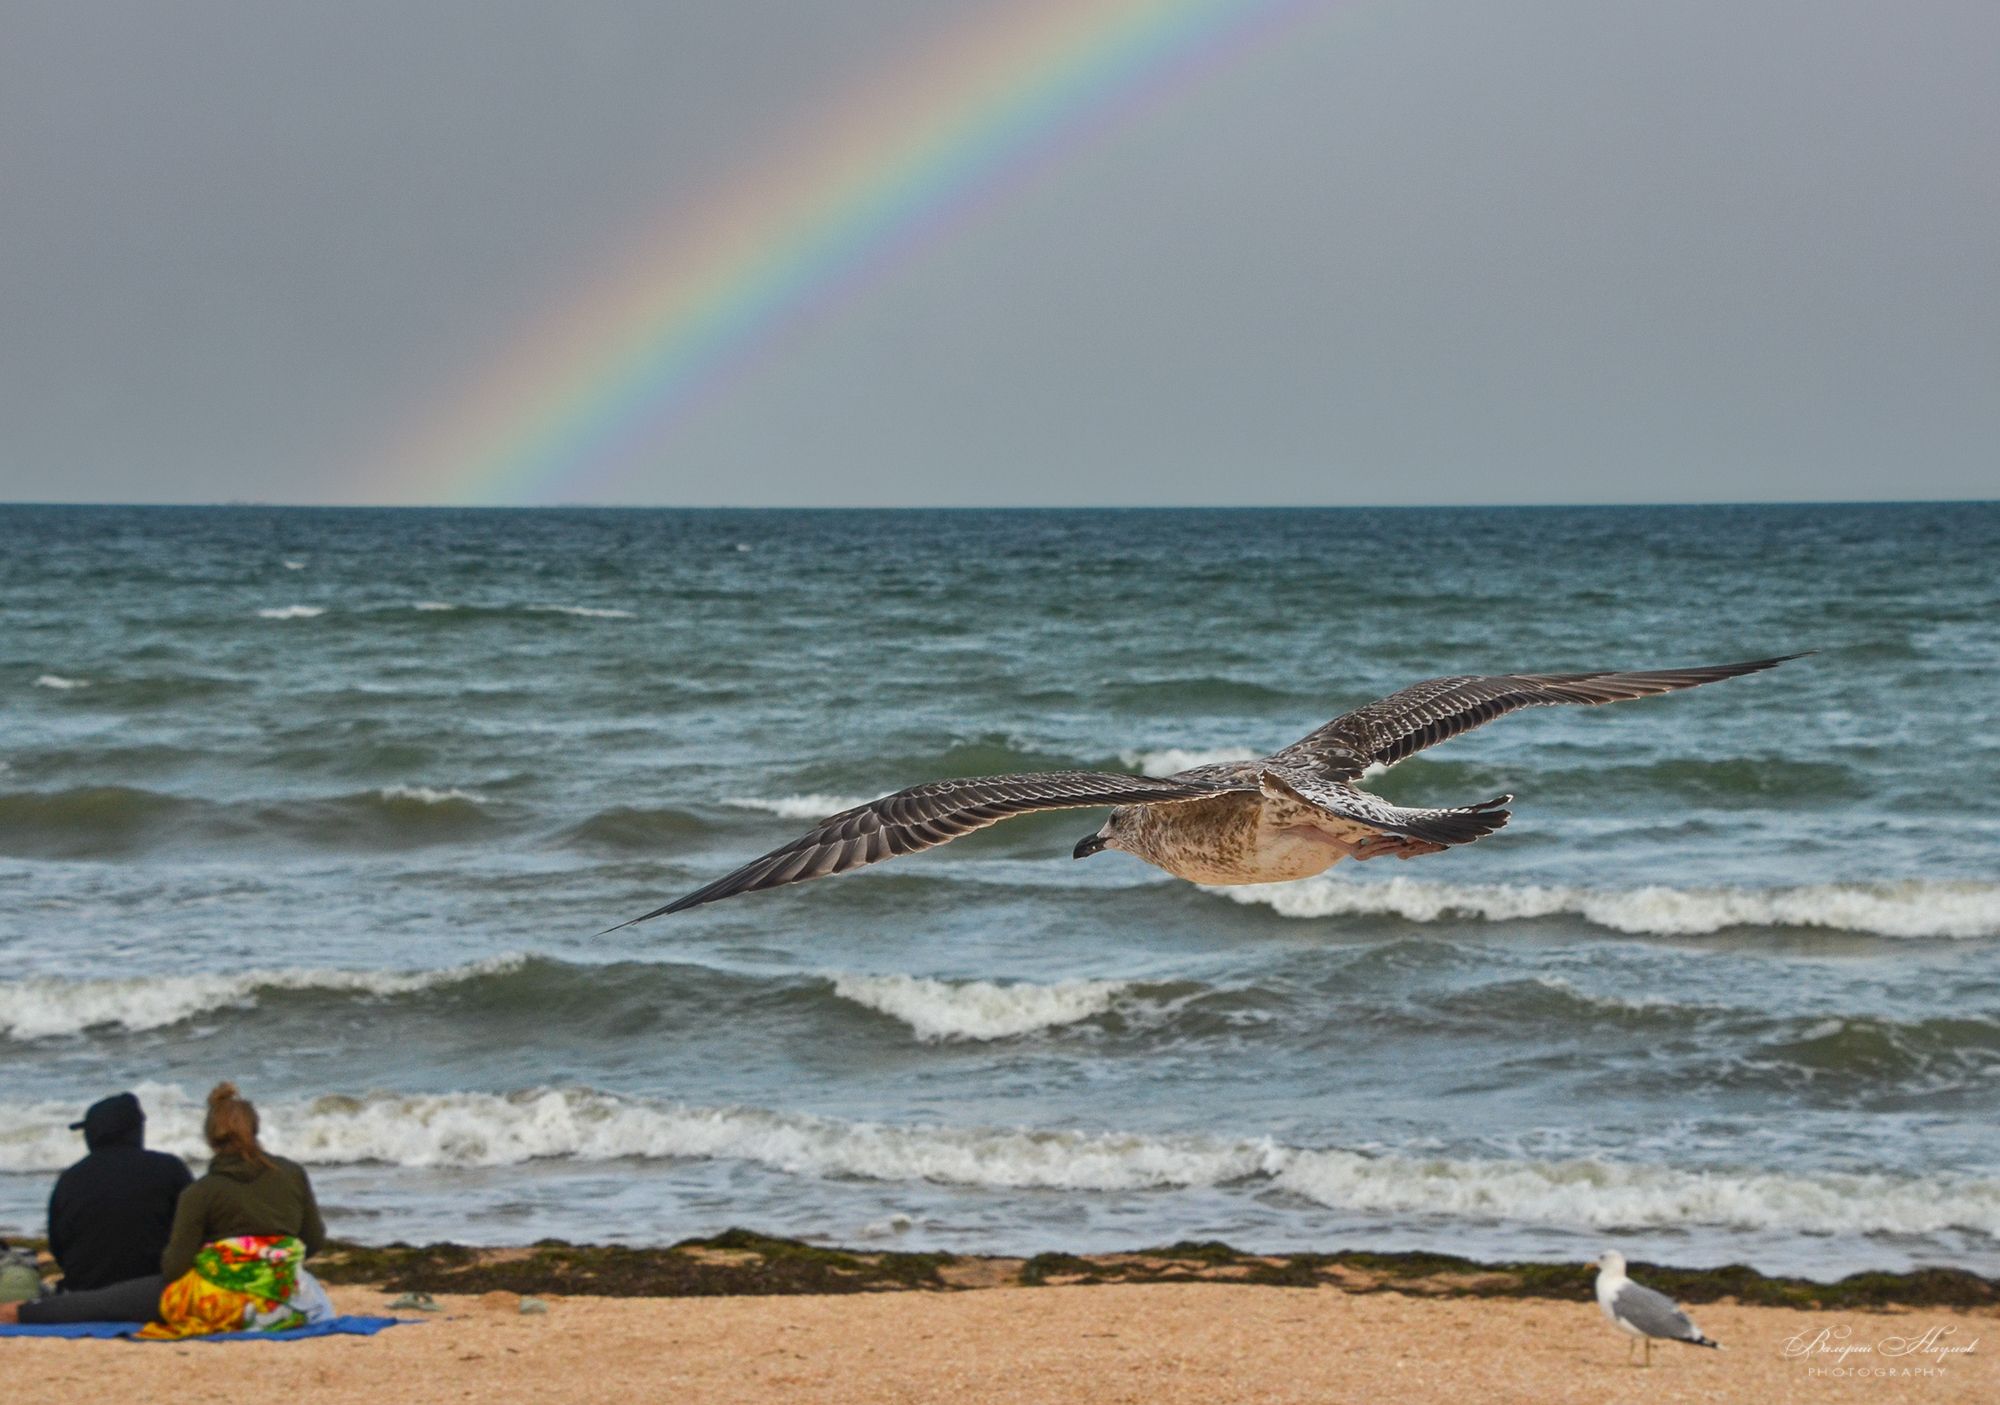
[2,0,1993,506]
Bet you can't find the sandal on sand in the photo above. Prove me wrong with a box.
[387,1291,441,1312]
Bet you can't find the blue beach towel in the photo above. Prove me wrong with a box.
[0,1314,408,1341]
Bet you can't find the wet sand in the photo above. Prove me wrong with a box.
[6,1282,1991,1404]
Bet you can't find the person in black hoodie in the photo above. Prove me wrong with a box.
[0,1091,191,1325]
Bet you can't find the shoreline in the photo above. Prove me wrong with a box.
[14,1228,1997,1310]
[14,1228,1995,1308]
[248,1230,2000,1309]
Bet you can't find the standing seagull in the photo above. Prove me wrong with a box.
[609,655,1801,926]
[1595,1251,1722,1365]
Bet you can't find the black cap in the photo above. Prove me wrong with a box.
[69,1092,145,1149]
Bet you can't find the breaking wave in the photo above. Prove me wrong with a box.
[528,604,633,619]
[257,605,324,619]
[829,973,1136,1041]
[377,785,487,806]
[4,1086,1993,1237]
[1212,877,2000,940]
[1118,746,1259,776]
[0,956,528,1041]
[32,674,89,690]
[726,794,870,821]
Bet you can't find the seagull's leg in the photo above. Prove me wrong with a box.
[1627,1337,1637,1366]
[1643,1338,1653,1368]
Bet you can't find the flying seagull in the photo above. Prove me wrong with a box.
[1595,1251,1722,1364]
[609,655,1801,927]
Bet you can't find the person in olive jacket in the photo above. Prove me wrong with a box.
[158,1082,326,1282]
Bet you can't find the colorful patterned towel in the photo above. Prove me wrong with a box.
[136,1235,311,1340]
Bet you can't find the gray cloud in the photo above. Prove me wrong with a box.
[2,0,1993,505]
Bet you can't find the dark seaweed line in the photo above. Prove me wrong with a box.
[33,1228,1969,1308]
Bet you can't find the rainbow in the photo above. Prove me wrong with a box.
[369,0,1329,506]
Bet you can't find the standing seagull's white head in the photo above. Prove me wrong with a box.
[1597,1250,1627,1275]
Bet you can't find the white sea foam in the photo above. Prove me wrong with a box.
[378,785,488,806]
[725,794,870,821]
[1118,746,1260,776]
[830,973,1133,1041]
[411,601,457,612]
[0,955,527,1042]
[529,604,633,619]
[4,1086,1992,1237]
[33,674,90,690]
[257,605,324,620]
[1268,1147,2000,1236]
[282,559,307,570]
[1210,877,2000,940]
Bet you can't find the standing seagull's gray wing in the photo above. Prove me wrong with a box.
[1265,655,1807,781]
[609,772,1237,927]
[1613,1279,1719,1347]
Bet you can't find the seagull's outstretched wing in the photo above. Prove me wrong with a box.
[609,771,1231,927]
[1265,655,1807,781]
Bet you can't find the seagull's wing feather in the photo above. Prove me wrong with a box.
[610,772,1230,926]
[1267,655,1807,780]
[1613,1280,1704,1342]
[1260,768,1512,847]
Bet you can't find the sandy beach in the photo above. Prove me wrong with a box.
[7,1281,1992,1405]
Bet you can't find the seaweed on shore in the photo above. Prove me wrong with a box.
[311,1228,954,1298]
[294,1232,2000,1309]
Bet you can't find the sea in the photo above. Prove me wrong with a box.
[2,502,1996,1278]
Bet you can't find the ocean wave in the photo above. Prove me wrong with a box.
[725,794,870,821]
[829,973,1135,1041]
[528,604,633,619]
[0,785,210,858]
[1362,755,1859,810]
[0,956,528,1041]
[282,559,306,570]
[1117,746,1259,777]
[257,604,325,619]
[259,789,503,847]
[1211,877,2000,940]
[558,804,710,852]
[4,1086,1992,1237]
[32,674,89,690]
[411,601,457,612]
[1097,676,1299,708]
[0,784,506,859]
[1268,1147,2000,1236]
[377,785,488,806]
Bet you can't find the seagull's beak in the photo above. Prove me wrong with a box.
[1073,832,1108,859]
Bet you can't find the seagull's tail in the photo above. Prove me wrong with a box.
[1687,1332,1722,1350]
[1390,793,1513,847]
